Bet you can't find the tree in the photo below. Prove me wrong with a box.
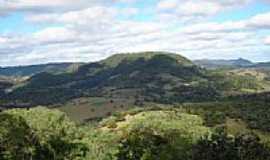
[1,107,88,160]
[192,129,270,160]
[117,126,210,160]
[0,113,41,160]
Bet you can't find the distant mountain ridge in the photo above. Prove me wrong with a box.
[194,58,270,69]
[194,58,254,69]
[252,62,270,69]
[0,63,83,77]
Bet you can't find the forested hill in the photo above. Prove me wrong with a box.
[1,51,267,107]
[3,52,207,106]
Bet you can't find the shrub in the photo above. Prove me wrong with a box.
[1,107,88,160]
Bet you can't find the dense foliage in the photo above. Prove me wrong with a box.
[0,107,269,160]
[0,107,88,160]
[193,129,270,160]
[182,100,270,133]
[116,128,270,160]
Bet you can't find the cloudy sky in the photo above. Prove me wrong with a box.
[0,0,270,66]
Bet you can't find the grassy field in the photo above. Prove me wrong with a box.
[57,97,136,122]
[229,68,270,91]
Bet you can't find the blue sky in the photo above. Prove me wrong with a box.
[0,0,270,66]
[0,15,40,35]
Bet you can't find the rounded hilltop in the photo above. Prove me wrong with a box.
[101,51,194,67]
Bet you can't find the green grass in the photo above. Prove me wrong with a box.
[57,97,136,122]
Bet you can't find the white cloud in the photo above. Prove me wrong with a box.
[176,1,221,16]
[33,27,78,44]
[0,0,134,16]
[265,36,270,45]
[26,6,118,24]
[157,0,178,10]
[156,0,252,21]
[181,21,247,34]
[0,36,7,44]
[248,12,270,29]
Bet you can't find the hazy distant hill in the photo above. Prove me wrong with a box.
[252,62,270,69]
[194,58,254,69]
[0,63,83,77]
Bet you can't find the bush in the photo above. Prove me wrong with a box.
[192,129,270,160]
[116,127,193,160]
[1,107,88,160]
[0,113,41,160]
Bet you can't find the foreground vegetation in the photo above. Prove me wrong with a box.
[1,107,269,160]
